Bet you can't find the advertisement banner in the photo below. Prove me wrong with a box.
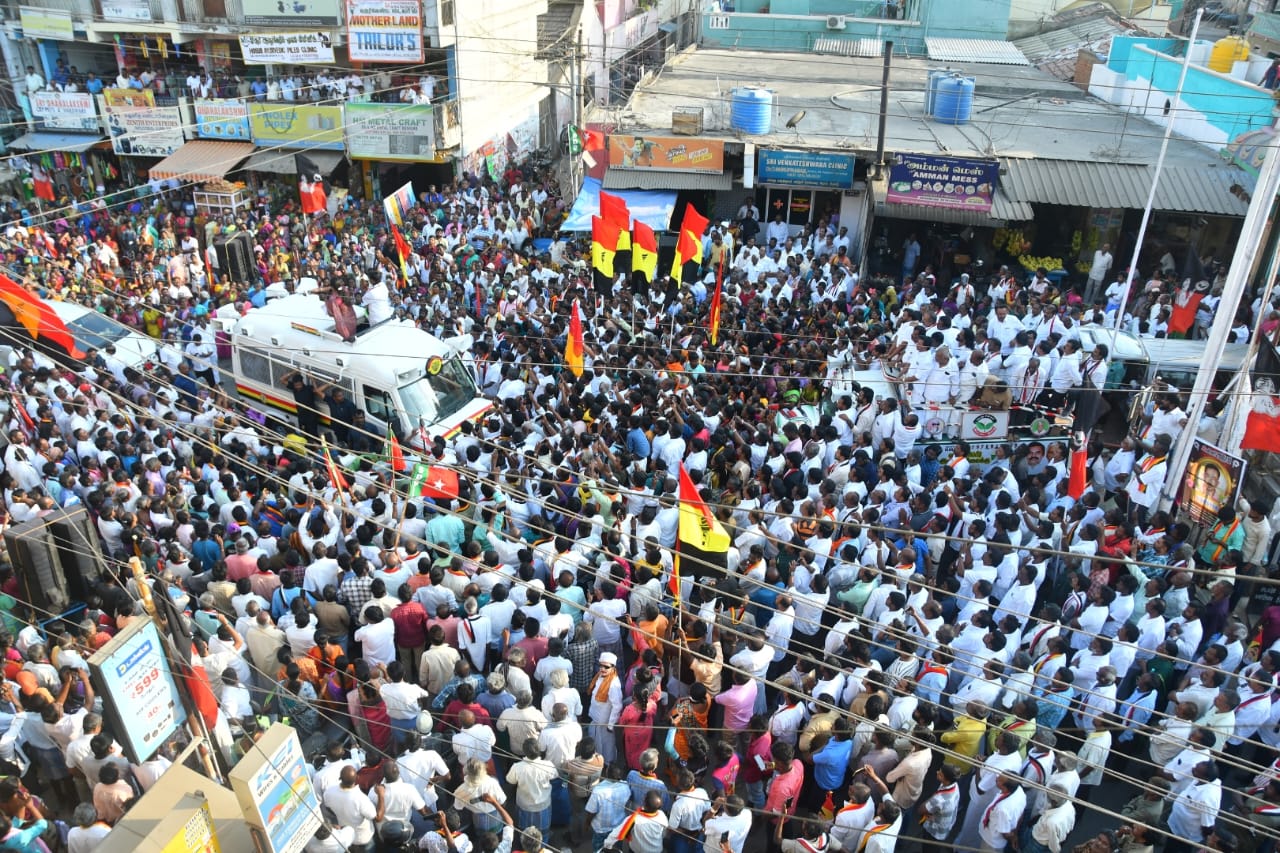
[229,725,322,853]
[88,618,188,763]
[248,103,344,150]
[104,88,155,109]
[383,179,415,226]
[19,7,73,40]
[886,153,998,212]
[160,802,222,853]
[757,149,856,189]
[345,103,434,160]
[239,32,335,65]
[1178,439,1245,526]
[106,105,186,157]
[31,92,98,133]
[607,134,725,173]
[101,0,152,20]
[194,100,251,140]
[347,0,424,63]
[241,0,338,26]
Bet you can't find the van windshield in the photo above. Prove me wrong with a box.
[398,355,478,427]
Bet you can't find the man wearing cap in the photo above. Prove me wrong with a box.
[587,653,623,764]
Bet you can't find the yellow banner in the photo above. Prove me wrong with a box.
[248,103,344,150]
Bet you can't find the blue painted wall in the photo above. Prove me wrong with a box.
[701,0,1012,54]
[1108,36,1276,148]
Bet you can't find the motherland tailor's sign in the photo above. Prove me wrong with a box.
[886,153,998,212]
[347,0,424,63]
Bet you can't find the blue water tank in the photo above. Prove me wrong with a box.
[925,70,949,117]
[730,87,773,135]
[933,75,975,125]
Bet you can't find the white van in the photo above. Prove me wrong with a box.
[49,301,186,372]
[228,294,492,448]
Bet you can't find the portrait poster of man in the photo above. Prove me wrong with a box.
[1179,439,1246,526]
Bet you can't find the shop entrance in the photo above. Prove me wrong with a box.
[755,187,842,236]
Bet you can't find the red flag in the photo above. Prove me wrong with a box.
[599,191,631,251]
[677,204,709,262]
[708,260,724,345]
[296,153,328,214]
[387,428,406,472]
[31,166,54,202]
[421,466,460,500]
[1168,285,1206,336]
[0,273,84,358]
[1068,446,1089,499]
[1243,394,1280,452]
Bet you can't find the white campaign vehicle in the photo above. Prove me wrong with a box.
[228,293,492,448]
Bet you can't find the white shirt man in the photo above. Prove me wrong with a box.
[323,778,378,848]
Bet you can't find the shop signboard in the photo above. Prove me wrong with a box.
[607,134,724,173]
[886,153,998,212]
[104,88,155,109]
[31,92,98,133]
[239,32,335,65]
[248,103,344,150]
[1177,439,1245,526]
[241,0,339,26]
[757,149,855,189]
[194,100,251,140]
[19,7,73,40]
[345,102,434,160]
[88,617,187,763]
[102,0,153,20]
[347,0,424,63]
[106,105,186,157]
[229,724,322,853]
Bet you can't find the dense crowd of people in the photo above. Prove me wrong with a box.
[0,153,1273,853]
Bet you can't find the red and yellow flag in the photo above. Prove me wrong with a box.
[673,462,730,601]
[599,190,631,251]
[708,259,724,345]
[321,436,349,499]
[591,216,621,278]
[565,300,585,377]
[671,203,709,283]
[390,224,412,285]
[0,273,84,358]
[632,220,658,282]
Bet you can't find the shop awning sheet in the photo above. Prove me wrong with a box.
[561,176,678,232]
[871,178,1033,226]
[7,132,103,153]
[999,158,1252,217]
[149,140,255,183]
[241,148,345,175]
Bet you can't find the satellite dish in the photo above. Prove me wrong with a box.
[785,110,806,129]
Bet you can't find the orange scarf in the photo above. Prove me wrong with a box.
[592,668,617,703]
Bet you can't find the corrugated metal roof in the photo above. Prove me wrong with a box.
[536,0,581,59]
[602,169,734,191]
[813,37,883,58]
[871,178,1033,224]
[999,158,1251,217]
[925,38,1029,66]
[1012,17,1128,63]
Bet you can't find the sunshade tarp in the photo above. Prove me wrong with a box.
[560,176,678,232]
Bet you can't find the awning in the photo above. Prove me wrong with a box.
[149,140,255,183]
[871,178,1032,226]
[561,175,678,232]
[1000,158,1252,217]
[7,132,103,153]
[925,37,1029,65]
[602,169,734,191]
[241,148,345,175]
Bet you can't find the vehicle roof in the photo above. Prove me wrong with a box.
[1077,326,1148,362]
[231,294,455,387]
[1142,337,1251,374]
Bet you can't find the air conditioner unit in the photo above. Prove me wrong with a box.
[826,15,846,29]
